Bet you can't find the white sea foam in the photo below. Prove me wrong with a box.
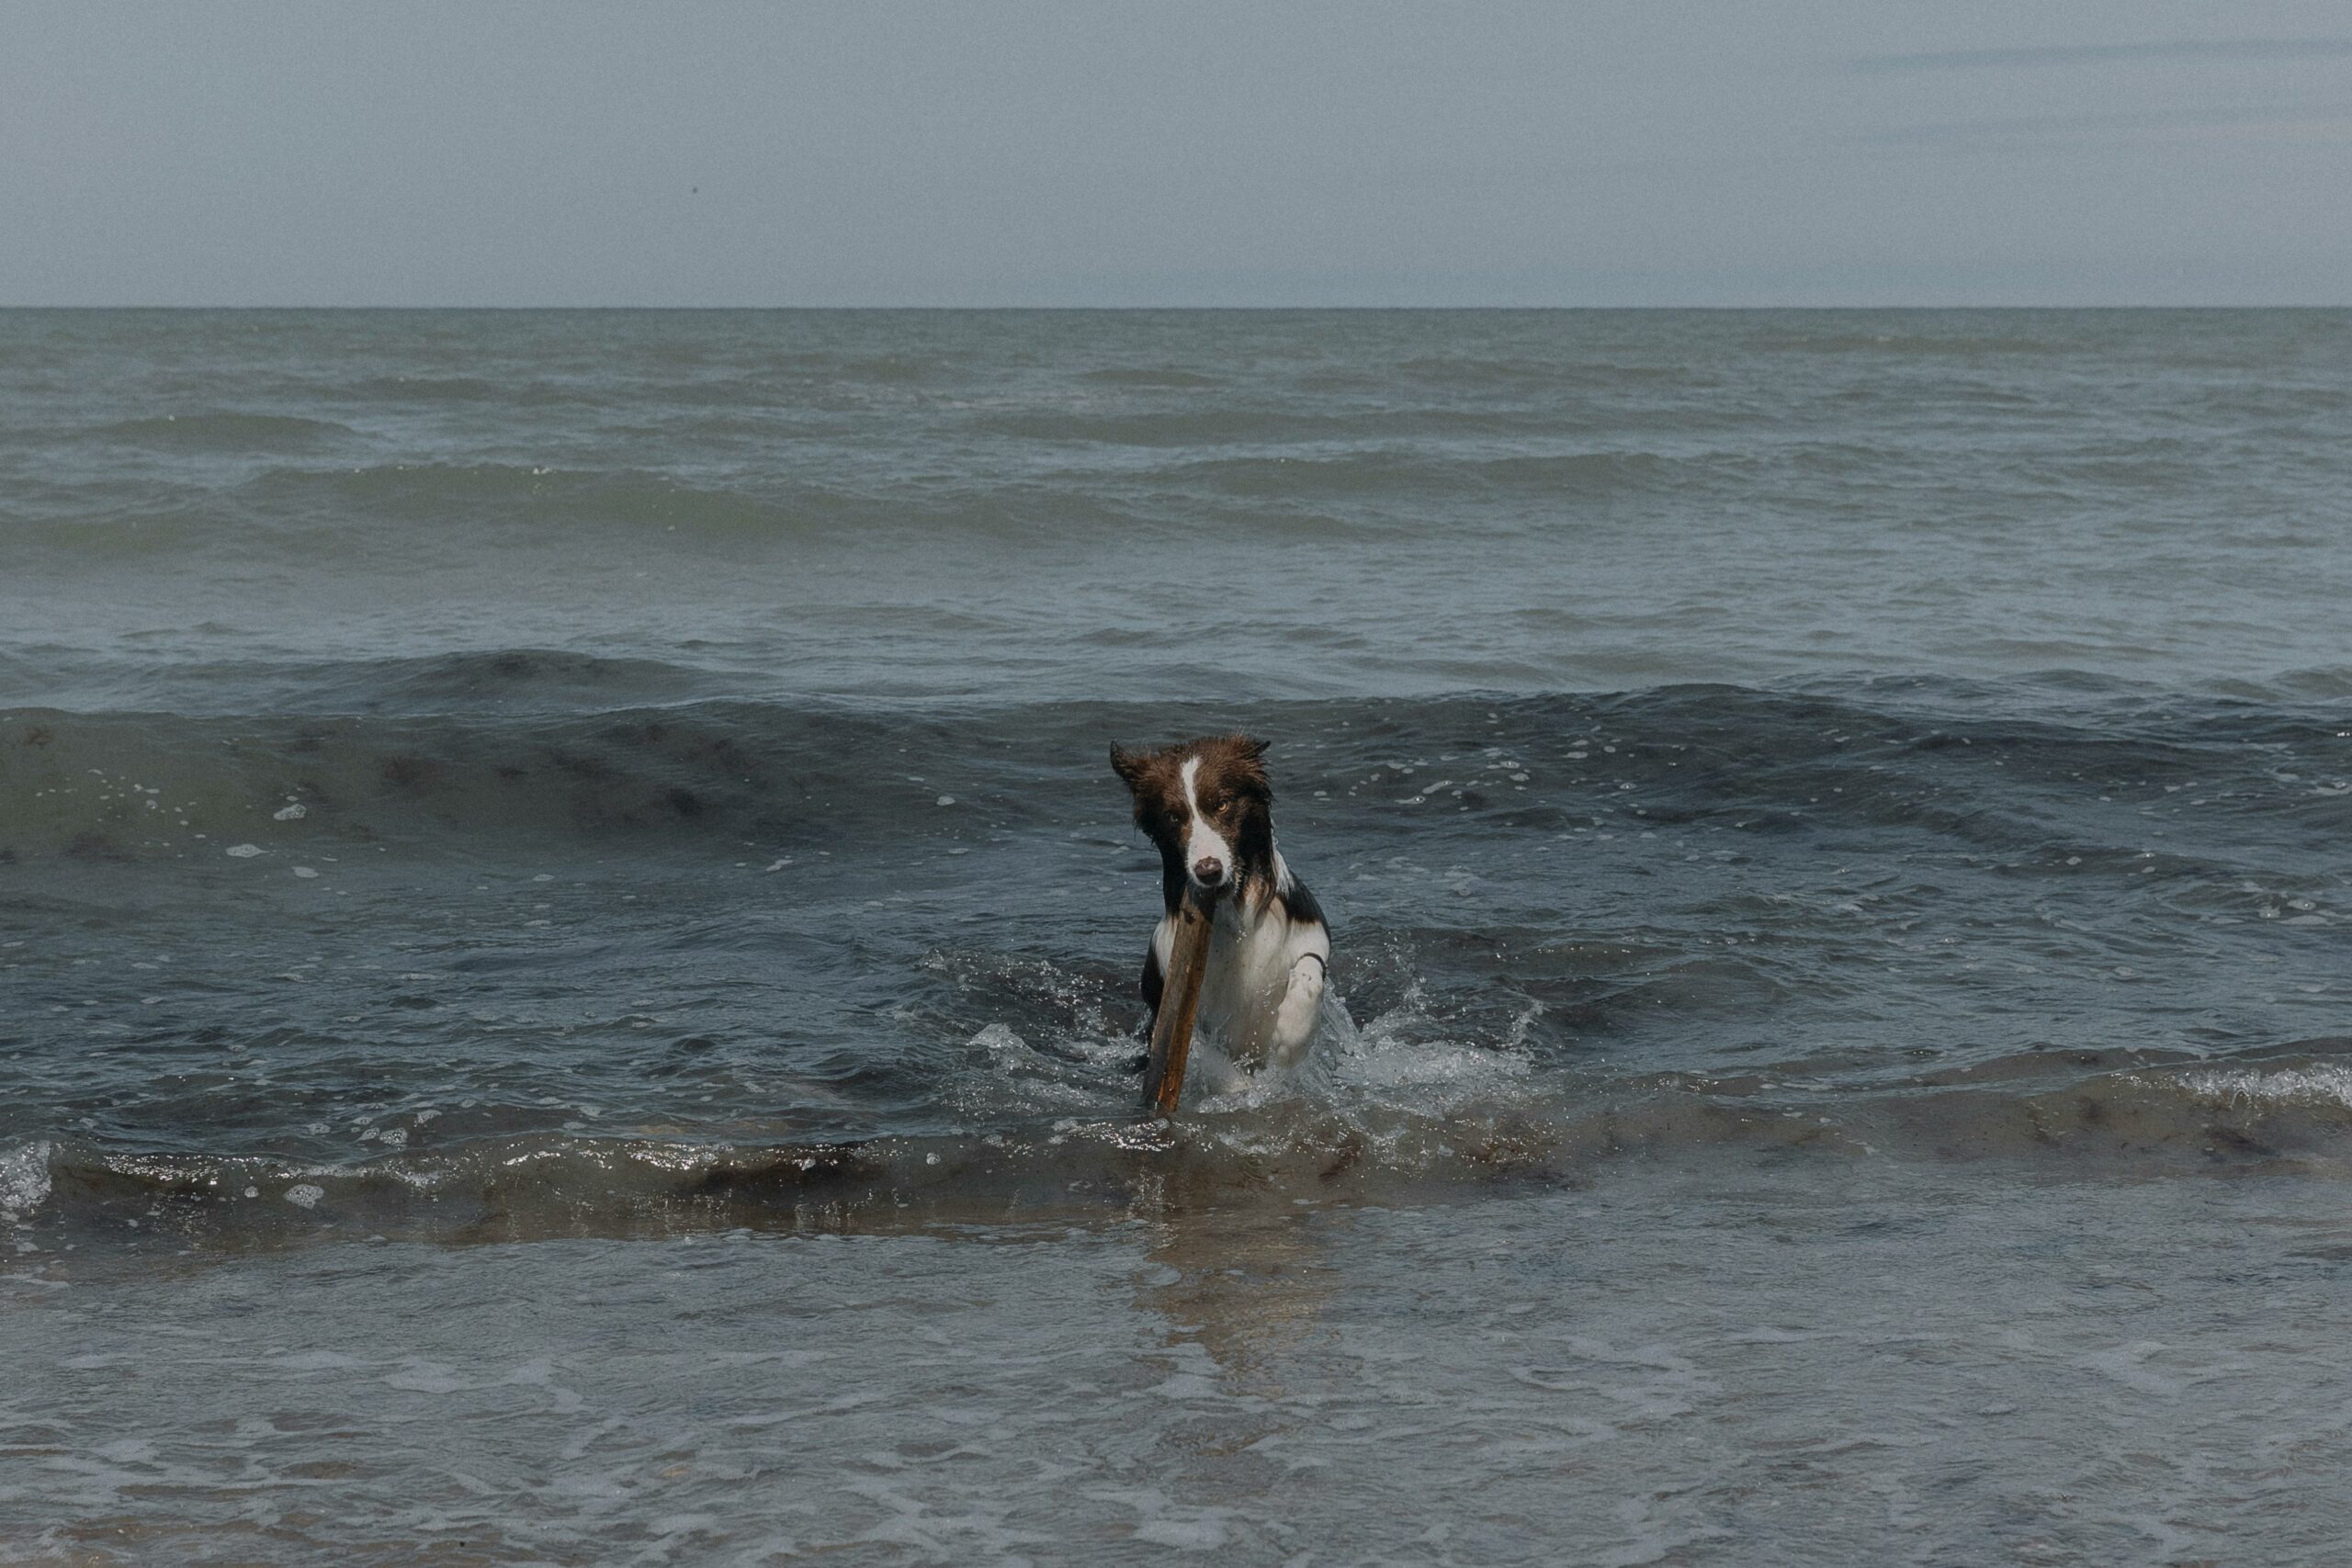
[0,1141,52,1223]
[2179,1065,2352,1111]
[1317,986,1534,1108]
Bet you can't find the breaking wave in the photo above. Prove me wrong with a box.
[16,1042,2352,1254]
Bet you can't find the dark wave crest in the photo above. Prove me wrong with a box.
[90,411,361,449]
[3,679,2345,865]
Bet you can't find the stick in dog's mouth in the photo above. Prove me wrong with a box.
[1140,882,1217,1115]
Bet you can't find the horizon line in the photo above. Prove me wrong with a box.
[4,300,2348,312]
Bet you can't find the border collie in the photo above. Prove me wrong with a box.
[1111,735,1330,1074]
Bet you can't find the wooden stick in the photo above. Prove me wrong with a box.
[1140,886,1216,1116]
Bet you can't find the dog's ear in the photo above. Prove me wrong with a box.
[1216,735,1272,798]
[1109,744,1151,792]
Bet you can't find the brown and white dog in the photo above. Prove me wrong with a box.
[1111,735,1331,1075]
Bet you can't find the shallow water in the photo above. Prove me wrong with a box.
[13,1165,2352,1565]
[4,309,2351,1562]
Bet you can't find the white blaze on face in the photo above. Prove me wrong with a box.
[1179,755,1233,886]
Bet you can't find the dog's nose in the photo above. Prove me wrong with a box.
[1192,855,1226,886]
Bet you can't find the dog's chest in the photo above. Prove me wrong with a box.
[1194,903,1307,1063]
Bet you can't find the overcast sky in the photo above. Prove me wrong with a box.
[3,1,2347,306]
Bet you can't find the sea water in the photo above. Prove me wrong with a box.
[4,309,2350,1564]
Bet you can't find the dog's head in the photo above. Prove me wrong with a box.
[1110,734,1274,903]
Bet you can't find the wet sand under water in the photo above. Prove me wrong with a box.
[8,1156,2352,1566]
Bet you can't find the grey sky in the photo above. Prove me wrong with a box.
[3,1,2346,306]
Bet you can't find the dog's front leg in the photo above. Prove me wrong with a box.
[1128,930,1170,1074]
[1267,953,1326,1067]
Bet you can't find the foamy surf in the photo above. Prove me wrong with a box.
[0,1140,52,1228]
[2176,1064,2352,1111]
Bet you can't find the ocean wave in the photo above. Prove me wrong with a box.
[90,411,362,448]
[1396,354,1702,389]
[247,461,839,535]
[1075,366,1227,389]
[2,681,2343,864]
[16,1045,2352,1251]
[980,407,1605,447]
[1731,325,2083,357]
[342,373,572,405]
[10,466,1165,565]
[207,461,1156,544]
[1174,447,1677,502]
[0,700,947,861]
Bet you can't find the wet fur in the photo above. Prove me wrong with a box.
[1110,735,1331,1072]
